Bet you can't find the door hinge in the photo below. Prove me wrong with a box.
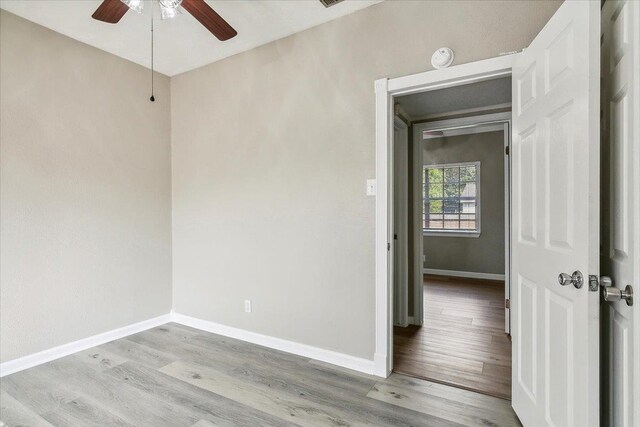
[505,298,510,309]
[505,146,510,155]
[387,242,390,251]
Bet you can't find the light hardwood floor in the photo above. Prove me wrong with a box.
[1,322,521,426]
[393,275,512,400]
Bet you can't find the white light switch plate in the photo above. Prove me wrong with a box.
[366,179,377,196]
[244,300,252,313]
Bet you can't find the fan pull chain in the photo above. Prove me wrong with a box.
[150,0,155,102]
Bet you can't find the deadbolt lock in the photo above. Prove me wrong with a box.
[588,274,605,292]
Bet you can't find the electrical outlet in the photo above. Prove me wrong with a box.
[366,179,377,196]
[244,300,252,313]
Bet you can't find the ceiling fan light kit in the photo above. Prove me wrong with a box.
[121,0,144,14]
[120,0,183,18]
[158,0,183,20]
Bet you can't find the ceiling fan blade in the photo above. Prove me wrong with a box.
[181,0,237,41]
[92,0,130,24]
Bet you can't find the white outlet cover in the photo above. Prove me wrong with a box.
[244,300,252,313]
[366,179,377,196]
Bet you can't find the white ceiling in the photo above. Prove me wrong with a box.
[0,0,381,76]
[397,77,512,119]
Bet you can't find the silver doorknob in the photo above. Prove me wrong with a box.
[601,278,634,306]
[558,270,584,289]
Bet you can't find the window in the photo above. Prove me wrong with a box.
[423,161,480,236]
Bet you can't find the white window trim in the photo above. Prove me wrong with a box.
[422,161,481,238]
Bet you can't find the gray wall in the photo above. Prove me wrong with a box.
[0,11,173,363]
[423,131,505,275]
[171,1,560,360]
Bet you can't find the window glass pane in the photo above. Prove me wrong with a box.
[460,166,476,182]
[444,183,459,198]
[460,200,476,214]
[443,220,459,229]
[429,183,443,198]
[460,182,476,198]
[460,219,476,230]
[427,213,443,229]
[444,167,459,183]
[443,200,460,213]
[428,168,443,183]
[429,200,443,213]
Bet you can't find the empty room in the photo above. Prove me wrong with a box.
[0,1,638,426]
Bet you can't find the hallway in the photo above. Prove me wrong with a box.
[393,275,511,400]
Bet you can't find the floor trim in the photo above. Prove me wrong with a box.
[1,312,379,379]
[423,268,505,281]
[171,312,379,377]
[0,314,171,377]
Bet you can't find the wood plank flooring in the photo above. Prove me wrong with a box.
[1,322,521,426]
[393,275,512,400]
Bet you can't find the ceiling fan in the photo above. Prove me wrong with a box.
[91,0,237,41]
[91,0,341,101]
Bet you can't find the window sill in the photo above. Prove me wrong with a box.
[423,230,481,238]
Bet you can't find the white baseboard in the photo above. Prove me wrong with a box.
[0,314,171,377]
[171,312,379,377]
[1,311,380,379]
[423,268,505,281]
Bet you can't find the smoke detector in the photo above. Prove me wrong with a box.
[431,47,455,69]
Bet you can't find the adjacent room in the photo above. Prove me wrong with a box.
[392,79,512,399]
[1,1,638,426]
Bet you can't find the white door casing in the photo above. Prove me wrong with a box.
[601,0,639,426]
[376,55,517,377]
[511,1,600,427]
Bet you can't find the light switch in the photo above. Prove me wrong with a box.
[366,179,377,196]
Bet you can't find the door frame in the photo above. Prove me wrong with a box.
[374,54,519,377]
[415,112,512,334]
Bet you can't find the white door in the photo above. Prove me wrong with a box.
[601,0,639,426]
[511,1,600,426]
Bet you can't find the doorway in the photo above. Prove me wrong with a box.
[391,88,512,399]
[377,2,628,426]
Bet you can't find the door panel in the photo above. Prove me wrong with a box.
[511,1,600,426]
[601,1,638,426]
